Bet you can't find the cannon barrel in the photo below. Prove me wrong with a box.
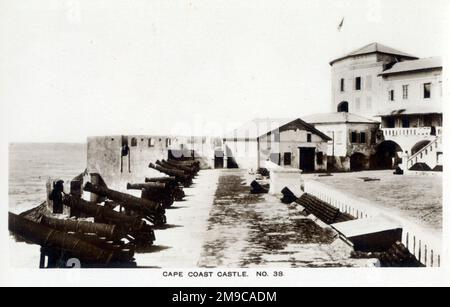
[40,215,123,240]
[84,182,162,213]
[151,162,188,177]
[84,182,166,226]
[63,195,145,230]
[145,176,177,183]
[63,195,156,244]
[127,182,166,190]
[161,159,197,173]
[9,212,115,264]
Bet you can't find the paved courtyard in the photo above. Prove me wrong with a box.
[303,170,442,231]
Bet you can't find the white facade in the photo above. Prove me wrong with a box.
[328,43,443,171]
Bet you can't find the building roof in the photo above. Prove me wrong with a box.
[379,57,442,76]
[377,105,443,117]
[224,118,331,141]
[330,42,418,65]
[303,112,379,124]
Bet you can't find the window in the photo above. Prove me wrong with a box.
[317,152,324,165]
[266,132,272,149]
[131,137,137,147]
[365,76,372,90]
[165,138,171,147]
[355,77,362,90]
[360,132,366,144]
[148,138,155,147]
[366,97,372,110]
[355,97,361,111]
[307,133,312,143]
[340,78,345,92]
[284,152,292,166]
[424,83,431,99]
[389,90,395,101]
[402,85,409,100]
[350,131,358,143]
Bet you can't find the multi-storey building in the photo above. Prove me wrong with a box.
[326,43,443,171]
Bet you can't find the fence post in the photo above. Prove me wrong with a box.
[418,240,422,263]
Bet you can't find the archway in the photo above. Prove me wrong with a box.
[411,140,431,155]
[337,101,349,112]
[350,152,366,171]
[374,140,403,169]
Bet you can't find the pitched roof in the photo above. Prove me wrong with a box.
[224,118,331,141]
[379,57,442,76]
[330,42,418,65]
[303,112,379,124]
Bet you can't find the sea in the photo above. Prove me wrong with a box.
[8,143,87,214]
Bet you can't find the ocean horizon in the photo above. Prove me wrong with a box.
[9,142,87,214]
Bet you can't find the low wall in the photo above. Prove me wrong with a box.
[304,180,442,267]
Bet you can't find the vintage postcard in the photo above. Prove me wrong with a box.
[1,0,449,290]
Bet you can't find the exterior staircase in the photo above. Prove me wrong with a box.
[406,135,442,171]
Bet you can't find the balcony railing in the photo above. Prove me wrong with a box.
[382,127,442,138]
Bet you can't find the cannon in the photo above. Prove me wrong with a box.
[161,159,198,174]
[63,195,156,244]
[40,215,124,241]
[280,187,299,204]
[152,161,188,177]
[126,182,166,190]
[127,182,174,208]
[84,182,166,226]
[145,177,185,201]
[9,212,126,267]
[149,162,193,187]
[250,180,269,194]
[144,176,177,183]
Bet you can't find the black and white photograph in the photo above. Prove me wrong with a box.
[1,0,449,288]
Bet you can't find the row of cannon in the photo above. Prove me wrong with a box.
[9,158,201,268]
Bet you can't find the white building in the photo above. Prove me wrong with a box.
[325,43,443,171]
[223,118,331,172]
[303,112,380,171]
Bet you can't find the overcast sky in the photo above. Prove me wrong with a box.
[1,0,448,142]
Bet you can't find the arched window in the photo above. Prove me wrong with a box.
[337,101,349,112]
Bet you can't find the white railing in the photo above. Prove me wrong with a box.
[304,180,442,267]
[407,136,442,169]
[382,127,432,138]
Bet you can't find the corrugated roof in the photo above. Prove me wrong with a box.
[379,57,442,76]
[224,118,331,141]
[303,112,379,124]
[330,42,418,65]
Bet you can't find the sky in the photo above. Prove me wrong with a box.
[0,0,448,142]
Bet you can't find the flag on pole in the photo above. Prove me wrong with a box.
[337,17,344,31]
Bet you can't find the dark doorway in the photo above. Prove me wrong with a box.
[350,153,366,171]
[121,136,130,173]
[337,101,349,112]
[374,141,402,169]
[214,150,224,169]
[299,147,315,172]
[284,152,292,166]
